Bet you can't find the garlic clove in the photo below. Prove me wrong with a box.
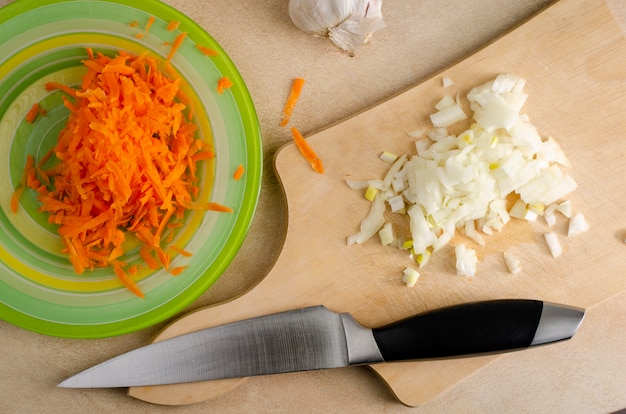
[288,0,386,56]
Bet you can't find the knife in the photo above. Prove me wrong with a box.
[58,299,584,388]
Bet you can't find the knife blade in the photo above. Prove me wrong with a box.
[58,299,584,388]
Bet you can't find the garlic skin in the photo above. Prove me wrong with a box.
[288,0,386,57]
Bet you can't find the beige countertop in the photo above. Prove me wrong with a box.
[2,0,626,413]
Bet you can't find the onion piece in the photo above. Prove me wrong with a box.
[455,244,477,277]
[568,212,590,237]
[503,252,522,274]
[347,193,386,245]
[402,267,421,287]
[544,232,562,258]
[378,222,394,245]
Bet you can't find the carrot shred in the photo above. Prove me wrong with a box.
[10,49,234,296]
[167,20,180,31]
[10,186,24,214]
[233,164,245,180]
[290,126,324,174]
[113,262,144,298]
[196,44,218,57]
[145,16,155,33]
[169,265,188,276]
[10,155,37,213]
[25,103,41,123]
[167,32,187,62]
[170,245,193,257]
[45,81,77,97]
[129,20,139,28]
[279,78,305,127]
[216,77,233,95]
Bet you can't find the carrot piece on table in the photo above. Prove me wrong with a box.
[196,44,218,57]
[216,77,233,95]
[279,78,305,127]
[25,103,41,123]
[167,20,180,31]
[290,126,324,174]
[233,164,245,180]
[167,32,187,62]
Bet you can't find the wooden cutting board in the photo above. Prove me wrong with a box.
[129,0,626,406]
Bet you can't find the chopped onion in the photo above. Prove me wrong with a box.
[379,151,398,163]
[402,267,421,287]
[442,77,454,88]
[544,232,562,258]
[430,103,467,128]
[378,222,394,245]
[568,212,590,237]
[503,252,522,274]
[347,74,585,281]
[455,244,477,277]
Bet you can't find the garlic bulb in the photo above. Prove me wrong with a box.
[288,0,386,57]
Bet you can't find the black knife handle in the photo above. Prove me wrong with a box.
[372,299,546,361]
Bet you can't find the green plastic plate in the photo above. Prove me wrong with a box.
[0,0,262,338]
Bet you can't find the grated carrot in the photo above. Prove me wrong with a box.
[216,77,233,95]
[233,164,245,180]
[290,126,324,174]
[167,20,180,31]
[12,49,232,297]
[279,78,305,127]
[129,21,139,28]
[196,44,218,57]
[167,32,187,62]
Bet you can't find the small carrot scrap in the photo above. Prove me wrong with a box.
[145,15,155,33]
[10,155,37,213]
[129,20,139,28]
[45,81,77,97]
[167,31,187,62]
[233,164,245,180]
[170,245,193,257]
[169,265,188,276]
[217,77,233,95]
[10,186,24,214]
[25,103,41,123]
[185,201,233,212]
[11,49,231,297]
[290,126,324,174]
[279,78,305,127]
[196,44,218,57]
[113,262,145,298]
[167,20,180,31]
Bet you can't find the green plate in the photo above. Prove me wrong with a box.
[0,0,262,338]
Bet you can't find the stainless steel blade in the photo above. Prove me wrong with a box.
[58,306,382,388]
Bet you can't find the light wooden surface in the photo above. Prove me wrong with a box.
[2,0,626,413]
